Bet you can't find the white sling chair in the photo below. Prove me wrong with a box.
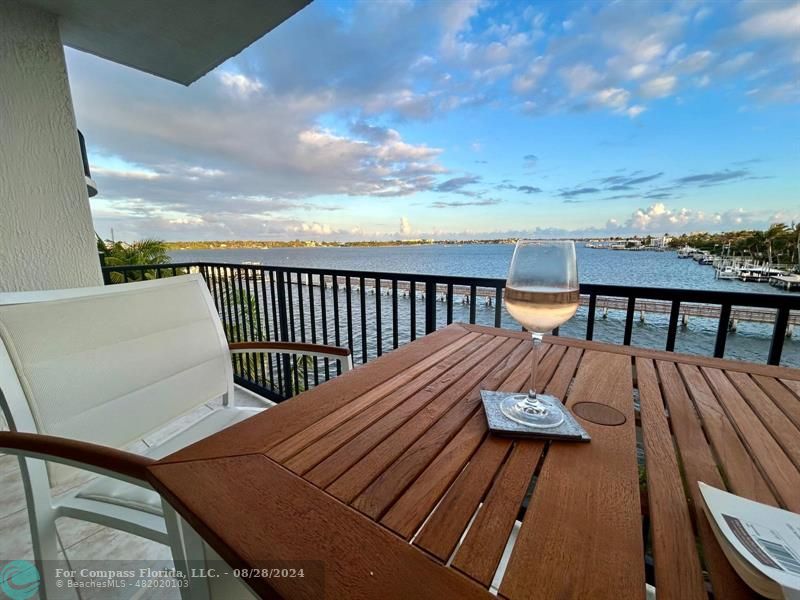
[0,274,352,599]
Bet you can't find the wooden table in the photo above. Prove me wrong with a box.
[148,324,800,599]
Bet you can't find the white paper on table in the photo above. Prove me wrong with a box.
[699,482,800,599]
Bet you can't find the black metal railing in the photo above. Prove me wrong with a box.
[102,262,800,401]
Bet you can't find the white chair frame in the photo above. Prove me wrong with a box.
[0,275,352,599]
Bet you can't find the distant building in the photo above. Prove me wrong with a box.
[650,235,672,248]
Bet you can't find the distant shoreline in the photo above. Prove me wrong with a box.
[167,239,514,250]
[166,238,639,250]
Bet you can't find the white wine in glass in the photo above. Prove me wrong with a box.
[501,240,579,428]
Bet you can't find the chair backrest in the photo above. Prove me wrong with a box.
[0,274,233,486]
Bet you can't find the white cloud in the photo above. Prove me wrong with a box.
[296,222,333,235]
[186,166,225,178]
[560,63,604,94]
[718,51,754,74]
[363,89,440,120]
[618,203,800,234]
[627,64,650,79]
[743,84,800,104]
[640,75,678,98]
[474,63,513,82]
[91,166,159,180]
[677,50,714,73]
[594,87,631,110]
[626,105,646,118]
[512,56,549,94]
[218,72,264,97]
[399,216,412,235]
[694,7,712,22]
[740,3,800,38]
[666,43,686,65]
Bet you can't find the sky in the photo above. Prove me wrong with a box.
[68,0,800,242]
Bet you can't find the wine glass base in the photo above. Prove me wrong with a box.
[499,393,565,428]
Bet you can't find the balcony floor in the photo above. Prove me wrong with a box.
[0,386,272,597]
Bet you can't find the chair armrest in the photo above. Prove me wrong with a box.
[229,342,353,371]
[0,431,154,483]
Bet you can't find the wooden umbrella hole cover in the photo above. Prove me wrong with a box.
[572,402,626,426]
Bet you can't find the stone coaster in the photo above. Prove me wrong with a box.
[481,390,591,442]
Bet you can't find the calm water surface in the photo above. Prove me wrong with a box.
[170,245,799,367]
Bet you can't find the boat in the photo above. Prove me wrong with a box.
[677,246,695,258]
[715,266,738,280]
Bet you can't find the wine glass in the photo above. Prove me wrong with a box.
[501,240,579,428]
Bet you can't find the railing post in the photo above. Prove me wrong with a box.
[623,296,636,345]
[275,271,294,397]
[714,304,732,358]
[585,294,596,341]
[665,300,680,352]
[425,280,436,334]
[768,307,790,366]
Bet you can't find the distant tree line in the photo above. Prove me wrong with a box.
[668,223,800,264]
[163,239,519,250]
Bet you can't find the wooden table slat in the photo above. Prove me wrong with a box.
[325,337,524,504]
[702,367,800,512]
[304,336,519,490]
[541,345,584,402]
[656,360,756,600]
[412,343,580,563]
[363,341,538,524]
[412,435,512,560]
[781,378,800,398]
[304,340,516,488]
[560,332,800,380]
[676,363,777,507]
[451,441,544,587]
[499,351,645,600]
[727,372,800,471]
[755,375,800,430]
[636,358,707,600]
[380,410,489,538]
[275,332,491,469]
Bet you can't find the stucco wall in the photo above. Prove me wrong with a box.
[0,0,102,292]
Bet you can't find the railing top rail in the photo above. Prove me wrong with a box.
[102,262,199,270]
[580,283,800,309]
[100,262,800,309]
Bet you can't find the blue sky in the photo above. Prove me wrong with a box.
[68,0,800,241]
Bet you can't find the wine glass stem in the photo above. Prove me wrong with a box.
[528,332,543,400]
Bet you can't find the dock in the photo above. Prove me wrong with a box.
[312,276,799,334]
[209,268,799,335]
[770,274,800,291]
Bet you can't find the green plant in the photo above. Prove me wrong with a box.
[98,236,177,283]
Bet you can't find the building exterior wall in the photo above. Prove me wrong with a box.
[0,0,102,292]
